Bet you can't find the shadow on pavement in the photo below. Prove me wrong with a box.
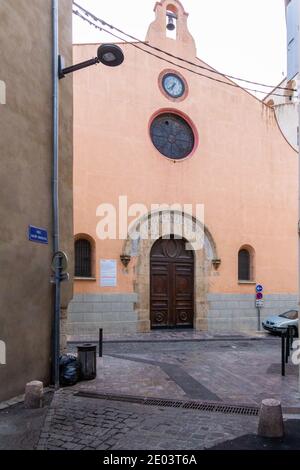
[0,391,54,450]
[208,420,300,450]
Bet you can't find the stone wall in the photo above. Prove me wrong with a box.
[208,294,298,332]
[67,292,298,337]
[68,294,138,337]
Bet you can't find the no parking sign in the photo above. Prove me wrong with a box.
[255,284,264,308]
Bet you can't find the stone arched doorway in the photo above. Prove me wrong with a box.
[150,236,194,329]
[122,210,219,332]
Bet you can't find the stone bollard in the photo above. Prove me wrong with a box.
[257,398,284,438]
[24,381,44,409]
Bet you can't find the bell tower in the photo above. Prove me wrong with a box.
[146,0,197,59]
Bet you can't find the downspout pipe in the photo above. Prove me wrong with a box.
[52,0,60,390]
[297,1,300,394]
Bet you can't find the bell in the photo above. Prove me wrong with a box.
[166,15,176,31]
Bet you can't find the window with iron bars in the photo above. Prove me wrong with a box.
[75,239,92,277]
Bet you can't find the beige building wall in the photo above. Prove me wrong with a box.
[69,0,298,336]
[0,0,73,402]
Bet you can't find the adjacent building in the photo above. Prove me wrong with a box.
[0,0,73,401]
[68,0,298,336]
[264,0,299,150]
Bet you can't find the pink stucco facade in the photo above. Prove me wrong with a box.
[70,0,298,334]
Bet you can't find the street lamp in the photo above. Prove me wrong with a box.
[51,27,124,390]
[58,43,124,79]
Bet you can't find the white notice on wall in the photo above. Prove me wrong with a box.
[100,259,117,287]
[0,80,6,105]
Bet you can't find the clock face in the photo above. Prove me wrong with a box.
[162,73,185,98]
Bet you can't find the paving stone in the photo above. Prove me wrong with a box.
[96,443,110,450]
[37,391,261,451]
[47,439,64,447]
[36,335,300,451]
[61,442,80,450]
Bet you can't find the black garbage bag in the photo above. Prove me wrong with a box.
[59,354,80,386]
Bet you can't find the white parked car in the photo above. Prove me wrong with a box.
[262,310,298,337]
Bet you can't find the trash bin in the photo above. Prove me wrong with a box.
[77,344,97,380]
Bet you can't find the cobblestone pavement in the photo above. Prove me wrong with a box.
[0,392,53,450]
[35,334,300,451]
[68,329,262,343]
[70,337,300,407]
[37,389,259,450]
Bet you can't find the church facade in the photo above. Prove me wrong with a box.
[68,0,298,336]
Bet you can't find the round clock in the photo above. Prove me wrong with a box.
[162,73,185,98]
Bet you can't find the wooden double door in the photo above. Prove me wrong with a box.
[150,237,194,329]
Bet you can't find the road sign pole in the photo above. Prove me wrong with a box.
[257,307,261,332]
[255,284,263,331]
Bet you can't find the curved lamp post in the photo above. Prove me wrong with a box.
[59,43,124,79]
[51,36,124,390]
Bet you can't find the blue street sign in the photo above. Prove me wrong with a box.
[28,225,48,244]
[256,284,263,293]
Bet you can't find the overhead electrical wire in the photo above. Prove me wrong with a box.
[73,6,296,99]
[73,1,295,94]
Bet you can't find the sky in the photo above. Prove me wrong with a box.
[72,0,287,97]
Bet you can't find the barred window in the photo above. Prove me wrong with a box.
[238,249,250,281]
[75,239,92,277]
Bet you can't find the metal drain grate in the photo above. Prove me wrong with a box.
[75,391,259,416]
[145,398,183,408]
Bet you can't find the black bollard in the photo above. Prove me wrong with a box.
[281,332,285,376]
[286,328,290,363]
[289,326,294,352]
[99,328,103,358]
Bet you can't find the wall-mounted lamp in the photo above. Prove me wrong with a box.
[120,254,131,268]
[59,43,124,79]
[212,258,221,270]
